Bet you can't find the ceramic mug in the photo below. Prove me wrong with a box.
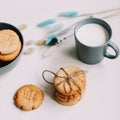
[74,18,119,64]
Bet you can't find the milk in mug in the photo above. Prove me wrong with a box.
[76,23,109,47]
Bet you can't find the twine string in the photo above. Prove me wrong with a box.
[42,68,87,85]
[42,69,66,84]
[60,68,73,80]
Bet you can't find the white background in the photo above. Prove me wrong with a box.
[0,0,120,120]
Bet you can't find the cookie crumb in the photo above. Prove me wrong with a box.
[26,40,35,45]
[35,40,46,46]
[24,47,35,55]
[18,24,27,30]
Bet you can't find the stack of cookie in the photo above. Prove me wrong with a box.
[53,66,86,106]
[0,29,21,61]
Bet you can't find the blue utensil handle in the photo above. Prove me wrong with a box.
[104,41,119,59]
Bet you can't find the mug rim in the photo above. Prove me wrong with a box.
[74,18,112,48]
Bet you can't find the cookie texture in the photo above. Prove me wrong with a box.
[54,66,86,95]
[14,84,44,111]
[0,40,21,61]
[54,90,81,106]
[53,66,86,106]
[0,29,20,54]
[0,29,22,61]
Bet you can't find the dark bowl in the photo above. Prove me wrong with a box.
[0,22,24,74]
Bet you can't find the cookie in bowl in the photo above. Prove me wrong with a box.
[0,22,23,74]
[0,29,22,61]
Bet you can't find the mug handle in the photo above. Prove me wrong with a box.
[104,41,119,59]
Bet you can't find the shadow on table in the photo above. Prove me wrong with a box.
[62,46,78,60]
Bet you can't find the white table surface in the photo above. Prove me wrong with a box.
[0,0,120,120]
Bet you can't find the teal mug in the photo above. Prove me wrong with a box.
[74,18,119,64]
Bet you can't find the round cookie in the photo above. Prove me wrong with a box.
[54,90,81,106]
[14,84,44,111]
[0,40,21,61]
[0,29,20,54]
[53,66,86,95]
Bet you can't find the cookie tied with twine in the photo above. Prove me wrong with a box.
[42,66,87,106]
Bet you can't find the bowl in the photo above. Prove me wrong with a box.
[0,22,24,74]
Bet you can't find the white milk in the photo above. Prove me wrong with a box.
[76,23,109,47]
